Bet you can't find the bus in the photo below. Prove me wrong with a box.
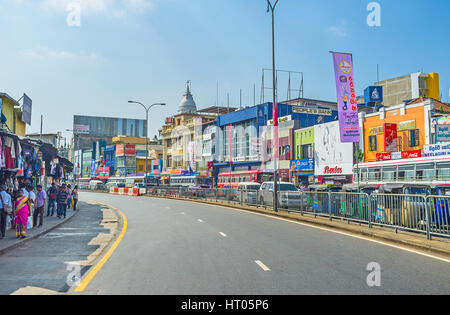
[125,176,160,188]
[169,175,212,189]
[106,176,126,189]
[354,155,450,186]
[77,178,91,190]
[217,170,274,189]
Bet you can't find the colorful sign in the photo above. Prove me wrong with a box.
[423,143,450,157]
[436,125,450,142]
[376,153,391,161]
[398,120,416,131]
[116,144,136,156]
[402,150,421,159]
[291,107,332,116]
[74,124,90,134]
[291,159,314,171]
[369,126,384,135]
[331,52,360,143]
[384,123,398,152]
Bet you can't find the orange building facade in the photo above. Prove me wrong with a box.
[360,98,438,163]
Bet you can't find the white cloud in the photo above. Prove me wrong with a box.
[19,47,105,64]
[327,20,349,38]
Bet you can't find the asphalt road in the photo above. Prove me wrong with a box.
[79,192,450,295]
[0,201,108,295]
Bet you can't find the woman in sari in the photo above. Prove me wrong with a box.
[14,189,30,238]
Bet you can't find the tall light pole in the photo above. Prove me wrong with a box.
[128,101,166,195]
[267,0,279,212]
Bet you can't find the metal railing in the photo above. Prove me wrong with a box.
[143,186,450,240]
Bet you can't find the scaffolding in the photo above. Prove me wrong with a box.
[260,69,304,104]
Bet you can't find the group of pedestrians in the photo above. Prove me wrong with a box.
[0,183,79,240]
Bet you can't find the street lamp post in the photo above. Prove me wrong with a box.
[267,0,279,212]
[128,101,166,195]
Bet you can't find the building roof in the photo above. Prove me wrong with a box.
[0,93,20,106]
[405,97,450,113]
[197,106,238,115]
[178,81,197,114]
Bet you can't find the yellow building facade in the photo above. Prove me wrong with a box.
[0,93,26,136]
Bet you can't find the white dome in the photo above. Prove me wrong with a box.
[178,81,197,114]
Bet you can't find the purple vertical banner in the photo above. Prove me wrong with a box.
[331,52,360,143]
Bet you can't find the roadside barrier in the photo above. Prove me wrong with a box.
[144,187,450,240]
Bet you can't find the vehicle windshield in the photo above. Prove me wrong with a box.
[404,187,431,195]
[278,183,298,191]
[436,187,450,196]
[245,185,261,190]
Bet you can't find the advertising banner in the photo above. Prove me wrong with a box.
[384,123,398,152]
[291,159,314,171]
[436,125,450,142]
[376,153,391,161]
[22,94,32,125]
[74,124,90,134]
[402,150,421,159]
[331,52,360,143]
[423,143,450,157]
[314,121,354,176]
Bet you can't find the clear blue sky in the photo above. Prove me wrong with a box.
[1,0,449,141]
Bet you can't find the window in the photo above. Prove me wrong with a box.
[409,129,420,147]
[369,135,377,151]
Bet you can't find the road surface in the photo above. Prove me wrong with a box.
[77,192,450,295]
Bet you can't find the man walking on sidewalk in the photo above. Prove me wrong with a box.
[47,183,57,216]
[0,185,12,239]
[33,185,46,228]
[57,184,68,219]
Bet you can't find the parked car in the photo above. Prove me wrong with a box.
[236,182,261,205]
[259,182,301,209]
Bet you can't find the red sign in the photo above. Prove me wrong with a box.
[384,123,398,152]
[207,161,214,170]
[402,150,421,159]
[324,166,343,174]
[116,144,136,156]
[376,153,392,161]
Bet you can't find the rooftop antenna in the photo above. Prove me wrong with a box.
[240,89,242,109]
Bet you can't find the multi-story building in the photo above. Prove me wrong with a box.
[0,92,26,136]
[72,115,148,150]
[360,97,450,163]
[374,72,440,108]
[292,127,315,185]
[160,82,232,179]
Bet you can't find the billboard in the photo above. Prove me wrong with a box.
[74,124,90,134]
[364,86,383,105]
[314,121,354,176]
[384,123,398,152]
[22,94,32,125]
[436,125,450,142]
[116,144,136,156]
[331,52,360,143]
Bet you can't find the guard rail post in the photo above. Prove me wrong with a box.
[425,196,432,240]
[328,192,332,222]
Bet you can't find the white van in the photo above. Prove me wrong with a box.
[236,182,261,205]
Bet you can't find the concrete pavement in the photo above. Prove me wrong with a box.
[76,192,450,295]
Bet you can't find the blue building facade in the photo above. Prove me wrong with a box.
[213,102,339,183]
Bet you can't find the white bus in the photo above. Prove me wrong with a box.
[106,176,126,189]
[169,175,212,189]
[354,156,450,186]
[125,176,160,188]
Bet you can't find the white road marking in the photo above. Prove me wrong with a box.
[175,199,450,264]
[255,260,270,271]
[198,219,203,223]
[219,232,227,237]
[180,212,185,215]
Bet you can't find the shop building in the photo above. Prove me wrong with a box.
[292,127,315,185]
[0,93,27,136]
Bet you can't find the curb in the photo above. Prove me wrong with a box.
[145,194,450,259]
[0,205,82,256]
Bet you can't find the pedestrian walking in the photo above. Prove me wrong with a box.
[72,185,79,211]
[0,185,12,239]
[26,185,36,223]
[47,183,58,216]
[57,184,68,219]
[66,184,72,209]
[14,189,31,238]
[33,185,47,228]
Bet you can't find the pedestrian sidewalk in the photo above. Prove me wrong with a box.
[0,205,80,255]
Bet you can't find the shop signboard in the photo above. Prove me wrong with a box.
[398,120,416,131]
[402,150,421,159]
[291,159,314,171]
[423,143,450,157]
[436,125,450,142]
[331,52,360,143]
[116,144,136,156]
[314,121,354,176]
[74,124,90,134]
[376,153,391,161]
[22,94,32,125]
[391,152,402,160]
[384,123,398,152]
[291,107,332,116]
